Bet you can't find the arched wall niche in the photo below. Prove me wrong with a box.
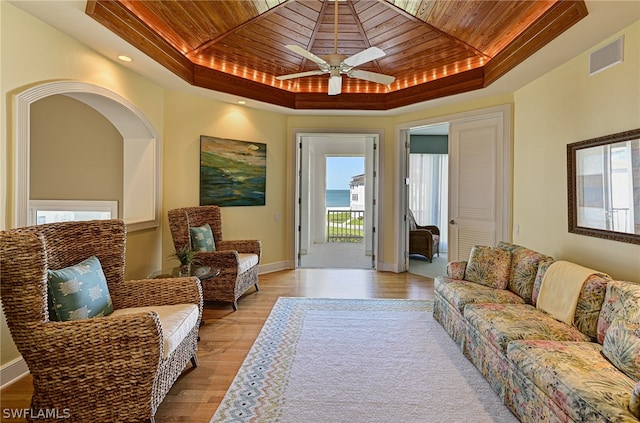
[13,81,160,231]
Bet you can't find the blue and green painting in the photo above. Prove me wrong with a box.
[200,136,266,207]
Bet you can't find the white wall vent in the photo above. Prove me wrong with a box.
[589,36,624,76]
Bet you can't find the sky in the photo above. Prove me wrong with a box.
[326,156,364,190]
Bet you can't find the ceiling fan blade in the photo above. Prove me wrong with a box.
[328,75,342,96]
[347,69,395,85]
[276,70,326,81]
[342,47,386,68]
[284,44,328,67]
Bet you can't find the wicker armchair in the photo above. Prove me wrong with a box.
[168,205,261,310]
[0,220,202,423]
[408,210,440,262]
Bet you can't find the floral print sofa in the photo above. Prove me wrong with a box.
[433,241,640,422]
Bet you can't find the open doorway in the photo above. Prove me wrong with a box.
[407,124,449,278]
[396,105,512,277]
[296,133,378,269]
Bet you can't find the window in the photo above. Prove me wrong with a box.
[29,200,118,225]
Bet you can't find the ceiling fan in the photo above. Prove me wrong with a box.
[276,0,395,95]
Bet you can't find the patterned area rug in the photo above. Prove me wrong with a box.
[210,298,517,423]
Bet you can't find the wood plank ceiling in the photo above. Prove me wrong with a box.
[86,0,587,110]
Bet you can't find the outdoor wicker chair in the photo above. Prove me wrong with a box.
[168,205,261,310]
[0,220,203,423]
[408,209,440,262]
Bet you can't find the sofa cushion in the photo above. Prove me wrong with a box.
[111,304,199,358]
[630,381,640,419]
[531,259,555,306]
[507,340,637,423]
[434,277,525,314]
[445,261,467,280]
[464,303,590,353]
[573,274,610,341]
[601,318,640,381]
[497,242,553,304]
[537,261,606,327]
[465,245,512,289]
[597,280,640,344]
[48,255,114,321]
[532,262,609,341]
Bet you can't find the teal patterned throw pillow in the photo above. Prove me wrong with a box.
[48,255,113,321]
[190,223,216,252]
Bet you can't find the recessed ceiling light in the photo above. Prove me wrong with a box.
[238,100,247,105]
[118,55,133,62]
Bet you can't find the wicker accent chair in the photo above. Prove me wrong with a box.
[0,220,202,423]
[408,210,440,262]
[168,205,261,311]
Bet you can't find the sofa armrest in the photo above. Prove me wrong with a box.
[217,239,261,258]
[416,224,440,236]
[410,229,434,244]
[447,260,468,279]
[111,277,203,311]
[194,250,245,272]
[25,313,162,384]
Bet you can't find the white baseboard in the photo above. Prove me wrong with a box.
[1,356,29,389]
[259,260,401,274]
[258,261,293,275]
[377,260,401,272]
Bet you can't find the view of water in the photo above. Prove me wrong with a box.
[326,189,350,207]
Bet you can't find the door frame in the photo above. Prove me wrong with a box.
[290,129,384,270]
[395,104,512,272]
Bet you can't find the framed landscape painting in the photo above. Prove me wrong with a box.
[200,136,267,207]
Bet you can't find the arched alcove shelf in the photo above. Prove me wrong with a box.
[13,81,160,231]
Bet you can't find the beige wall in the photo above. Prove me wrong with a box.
[161,90,288,269]
[513,21,640,282]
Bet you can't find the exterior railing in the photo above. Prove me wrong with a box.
[326,209,364,243]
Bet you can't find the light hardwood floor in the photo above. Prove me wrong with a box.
[0,269,434,423]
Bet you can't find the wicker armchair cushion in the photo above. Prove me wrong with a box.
[238,253,259,274]
[111,304,199,358]
[47,255,114,321]
[190,223,216,252]
[465,245,512,289]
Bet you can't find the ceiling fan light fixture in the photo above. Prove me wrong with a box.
[328,76,342,96]
[275,1,394,96]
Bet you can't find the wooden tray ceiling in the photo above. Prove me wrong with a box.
[86,0,587,110]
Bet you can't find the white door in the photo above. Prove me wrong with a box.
[448,113,510,261]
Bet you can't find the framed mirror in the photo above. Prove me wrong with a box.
[567,128,640,244]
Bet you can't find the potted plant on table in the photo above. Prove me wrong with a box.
[170,246,197,276]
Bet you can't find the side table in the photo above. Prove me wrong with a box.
[148,265,220,281]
